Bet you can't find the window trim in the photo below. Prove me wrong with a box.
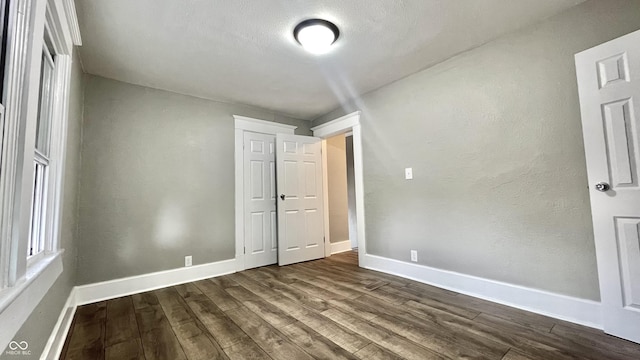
[0,0,81,352]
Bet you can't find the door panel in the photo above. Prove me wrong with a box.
[270,159,276,200]
[602,99,638,187]
[304,162,318,197]
[304,209,322,247]
[276,134,325,266]
[284,210,301,250]
[243,132,277,269]
[270,211,277,250]
[250,160,264,199]
[616,217,640,310]
[576,29,640,343]
[250,212,265,252]
[283,160,299,199]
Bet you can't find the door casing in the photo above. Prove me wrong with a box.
[312,111,366,265]
[234,111,366,269]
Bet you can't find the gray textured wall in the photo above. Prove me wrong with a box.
[2,49,85,360]
[313,0,640,300]
[327,134,349,243]
[76,76,311,285]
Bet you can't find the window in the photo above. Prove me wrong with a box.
[0,0,80,294]
[27,41,56,261]
[0,0,81,349]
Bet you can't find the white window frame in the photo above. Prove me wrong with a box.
[0,0,81,352]
[27,39,55,265]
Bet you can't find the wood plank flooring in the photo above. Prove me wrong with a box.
[61,251,640,359]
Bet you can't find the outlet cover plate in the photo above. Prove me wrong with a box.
[410,250,418,262]
[185,255,193,267]
[405,168,413,180]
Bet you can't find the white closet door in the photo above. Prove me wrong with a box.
[243,132,277,269]
[276,134,325,266]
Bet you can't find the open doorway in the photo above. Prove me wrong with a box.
[325,133,358,262]
[312,111,365,267]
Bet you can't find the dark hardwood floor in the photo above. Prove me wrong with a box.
[61,251,640,359]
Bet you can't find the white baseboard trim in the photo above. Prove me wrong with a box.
[41,288,77,360]
[361,254,603,329]
[75,258,237,306]
[330,240,353,254]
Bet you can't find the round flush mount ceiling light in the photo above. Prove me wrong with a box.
[293,19,340,55]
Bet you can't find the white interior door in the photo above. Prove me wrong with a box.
[243,132,277,269]
[576,29,640,343]
[276,133,325,266]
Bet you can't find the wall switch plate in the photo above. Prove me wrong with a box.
[185,255,192,267]
[410,250,418,262]
[405,168,413,180]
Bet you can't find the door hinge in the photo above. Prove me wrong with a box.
[244,246,246,254]
[323,237,326,243]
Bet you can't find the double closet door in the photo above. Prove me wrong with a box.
[243,132,324,269]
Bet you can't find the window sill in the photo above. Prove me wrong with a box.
[0,250,64,352]
[26,250,46,268]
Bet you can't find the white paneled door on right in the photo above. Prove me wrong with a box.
[576,29,640,343]
[276,134,325,266]
[243,132,278,269]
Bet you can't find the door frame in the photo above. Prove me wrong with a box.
[234,115,297,271]
[311,111,366,265]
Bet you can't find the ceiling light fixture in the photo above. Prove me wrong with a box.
[293,19,340,55]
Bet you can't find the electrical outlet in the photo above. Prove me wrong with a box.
[405,167,413,180]
[185,255,192,267]
[410,250,418,262]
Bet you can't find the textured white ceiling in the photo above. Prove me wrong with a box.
[76,0,585,120]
